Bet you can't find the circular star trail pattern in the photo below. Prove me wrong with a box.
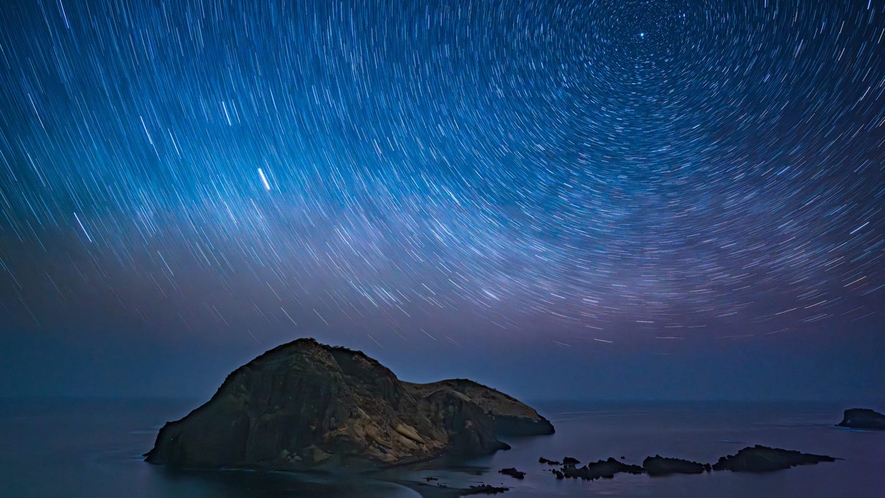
[0,0,883,344]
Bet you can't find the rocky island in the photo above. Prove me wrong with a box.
[837,408,885,430]
[711,445,837,472]
[145,338,553,470]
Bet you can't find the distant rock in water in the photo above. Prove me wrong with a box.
[643,455,711,476]
[145,338,553,469]
[562,457,644,480]
[462,484,510,495]
[498,467,525,479]
[538,457,561,465]
[712,445,837,472]
[837,408,885,430]
[561,456,580,465]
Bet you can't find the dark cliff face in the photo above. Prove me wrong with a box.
[145,339,553,470]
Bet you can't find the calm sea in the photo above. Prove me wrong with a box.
[1,399,882,497]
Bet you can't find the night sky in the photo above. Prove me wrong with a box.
[0,0,883,401]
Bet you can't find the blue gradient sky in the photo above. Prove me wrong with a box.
[0,0,883,401]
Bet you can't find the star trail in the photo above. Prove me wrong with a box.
[0,0,883,349]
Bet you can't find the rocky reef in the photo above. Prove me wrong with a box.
[145,338,553,470]
[461,484,509,495]
[538,445,837,482]
[642,455,711,476]
[712,445,837,472]
[837,408,885,430]
[562,457,644,480]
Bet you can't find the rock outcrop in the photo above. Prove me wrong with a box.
[462,484,510,495]
[837,408,885,430]
[145,338,553,470]
[562,457,644,480]
[498,467,525,479]
[642,455,711,476]
[712,445,837,472]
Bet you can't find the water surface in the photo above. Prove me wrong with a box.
[1,399,882,497]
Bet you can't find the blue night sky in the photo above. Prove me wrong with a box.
[0,0,883,401]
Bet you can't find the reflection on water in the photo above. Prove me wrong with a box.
[1,399,883,497]
[0,399,416,498]
[145,467,419,498]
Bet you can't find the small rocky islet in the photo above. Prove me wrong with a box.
[561,457,644,480]
[497,467,525,479]
[837,408,885,430]
[460,484,510,495]
[711,445,837,472]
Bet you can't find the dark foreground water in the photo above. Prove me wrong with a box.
[1,399,883,497]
